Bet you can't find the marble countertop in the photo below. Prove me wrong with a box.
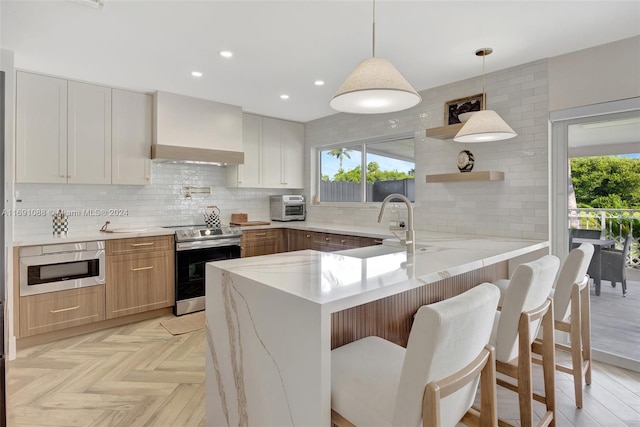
[238,221,394,239]
[208,233,548,313]
[13,227,175,247]
[13,221,390,247]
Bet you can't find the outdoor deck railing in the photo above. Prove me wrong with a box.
[568,208,640,269]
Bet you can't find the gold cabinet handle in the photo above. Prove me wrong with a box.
[130,242,154,247]
[131,266,154,272]
[306,234,311,238]
[255,233,267,237]
[325,237,330,241]
[341,239,346,243]
[50,305,79,314]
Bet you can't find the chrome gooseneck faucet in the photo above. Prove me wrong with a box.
[378,193,415,254]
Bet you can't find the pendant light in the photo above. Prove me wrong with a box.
[454,48,517,143]
[330,0,421,114]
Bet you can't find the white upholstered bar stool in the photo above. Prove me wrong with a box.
[331,283,500,427]
[494,244,594,408]
[489,255,560,427]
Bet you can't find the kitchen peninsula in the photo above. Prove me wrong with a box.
[205,233,548,426]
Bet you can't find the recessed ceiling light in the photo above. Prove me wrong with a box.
[219,50,233,58]
[191,71,203,77]
[314,80,325,86]
[280,94,290,100]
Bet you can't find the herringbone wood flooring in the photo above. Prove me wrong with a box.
[7,315,640,426]
[7,315,205,427]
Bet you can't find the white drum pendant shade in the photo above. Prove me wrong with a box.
[330,57,421,114]
[454,109,517,143]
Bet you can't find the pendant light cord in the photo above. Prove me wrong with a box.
[482,53,486,110]
[372,0,376,57]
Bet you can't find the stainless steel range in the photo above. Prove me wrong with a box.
[168,225,242,315]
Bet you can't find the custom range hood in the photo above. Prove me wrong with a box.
[152,91,244,165]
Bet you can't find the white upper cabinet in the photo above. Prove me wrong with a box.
[16,71,152,185]
[261,117,304,189]
[67,80,112,184]
[226,113,261,188]
[261,117,284,188]
[280,119,304,188]
[16,72,68,184]
[17,72,112,184]
[112,89,152,185]
[226,114,304,189]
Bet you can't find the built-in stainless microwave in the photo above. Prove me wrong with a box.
[19,241,105,296]
[270,195,306,221]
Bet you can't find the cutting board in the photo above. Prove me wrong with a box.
[230,221,271,226]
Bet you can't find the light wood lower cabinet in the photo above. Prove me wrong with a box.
[106,235,173,256]
[241,229,285,257]
[287,229,314,251]
[19,286,105,337]
[105,236,174,319]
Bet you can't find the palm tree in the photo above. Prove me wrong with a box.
[328,148,352,170]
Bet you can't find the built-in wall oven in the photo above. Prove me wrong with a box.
[19,241,105,296]
[169,225,242,316]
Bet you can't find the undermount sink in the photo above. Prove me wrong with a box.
[105,228,150,233]
[336,244,405,259]
[335,242,436,259]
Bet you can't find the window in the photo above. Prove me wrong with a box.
[319,136,415,202]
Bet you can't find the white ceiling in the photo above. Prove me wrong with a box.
[1,0,640,123]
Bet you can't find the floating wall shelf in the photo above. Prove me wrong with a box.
[425,171,505,183]
[425,123,464,140]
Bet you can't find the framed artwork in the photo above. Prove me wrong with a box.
[445,93,484,125]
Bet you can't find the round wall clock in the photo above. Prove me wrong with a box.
[457,150,475,172]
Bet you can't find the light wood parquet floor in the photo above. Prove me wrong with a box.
[7,315,205,427]
[7,314,640,426]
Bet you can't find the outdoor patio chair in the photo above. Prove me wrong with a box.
[569,228,604,250]
[601,234,633,296]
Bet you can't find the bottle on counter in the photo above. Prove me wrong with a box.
[52,209,68,237]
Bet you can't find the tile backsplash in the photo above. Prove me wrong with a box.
[13,162,291,240]
[305,59,549,240]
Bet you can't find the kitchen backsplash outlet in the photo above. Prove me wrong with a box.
[13,162,293,240]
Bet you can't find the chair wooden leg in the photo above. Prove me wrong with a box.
[570,285,584,408]
[479,346,498,427]
[517,314,534,427]
[499,300,556,427]
[581,283,592,386]
[541,307,557,427]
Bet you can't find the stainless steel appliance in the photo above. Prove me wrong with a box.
[169,225,242,316]
[270,195,306,221]
[19,241,105,296]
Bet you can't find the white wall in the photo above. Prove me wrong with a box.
[305,59,550,240]
[13,163,289,240]
[548,36,640,111]
[1,48,16,359]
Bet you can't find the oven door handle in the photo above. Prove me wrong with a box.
[176,239,241,251]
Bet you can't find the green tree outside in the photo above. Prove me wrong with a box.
[328,148,352,170]
[570,156,640,209]
[331,161,414,184]
[570,156,640,238]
